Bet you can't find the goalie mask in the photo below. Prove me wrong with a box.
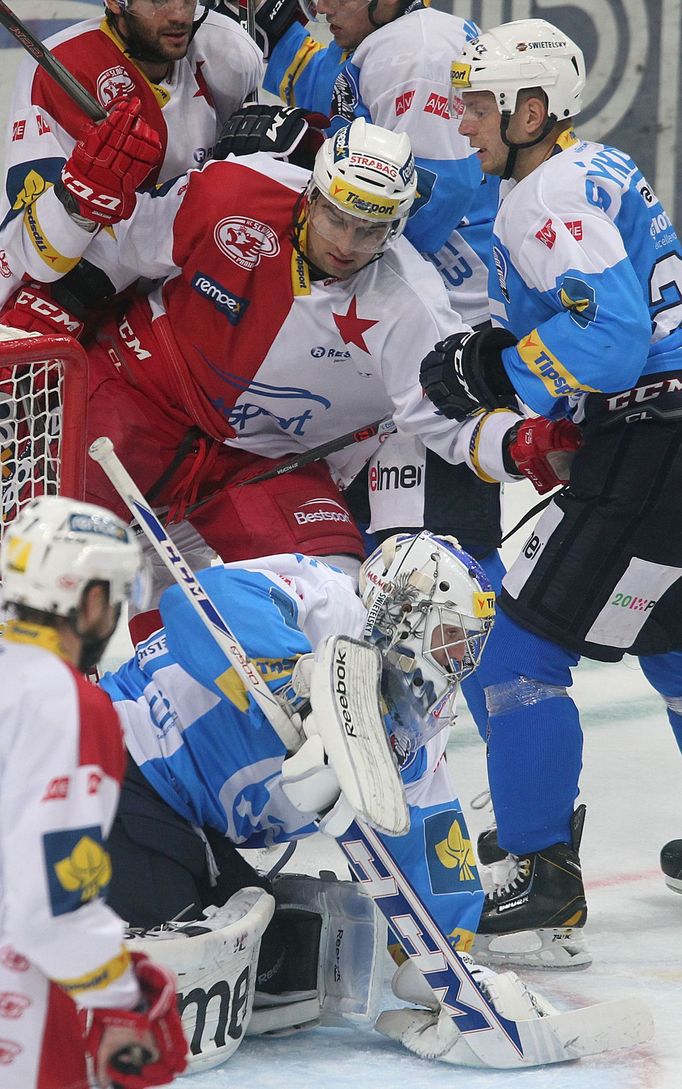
[1,496,149,620]
[303,119,417,255]
[359,531,495,756]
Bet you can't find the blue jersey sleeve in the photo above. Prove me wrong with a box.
[159,566,312,706]
[264,22,348,111]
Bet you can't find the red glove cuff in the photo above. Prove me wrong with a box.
[0,284,84,339]
[506,417,582,494]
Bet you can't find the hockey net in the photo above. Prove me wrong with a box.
[0,326,88,550]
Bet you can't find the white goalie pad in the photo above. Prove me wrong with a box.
[248,872,387,1037]
[126,887,275,1072]
[309,635,409,835]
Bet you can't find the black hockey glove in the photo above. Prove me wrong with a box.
[420,327,519,420]
[216,0,306,57]
[214,104,328,166]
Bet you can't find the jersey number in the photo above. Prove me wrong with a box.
[648,252,682,337]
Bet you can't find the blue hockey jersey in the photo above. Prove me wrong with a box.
[493,133,682,418]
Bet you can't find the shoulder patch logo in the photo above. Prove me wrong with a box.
[214,217,280,270]
[96,66,135,109]
[43,827,112,916]
[535,218,557,249]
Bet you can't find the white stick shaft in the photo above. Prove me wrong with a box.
[89,436,300,750]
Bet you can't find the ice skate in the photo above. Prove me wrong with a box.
[473,839,591,970]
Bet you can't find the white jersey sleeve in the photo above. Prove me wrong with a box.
[0,641,139,1011]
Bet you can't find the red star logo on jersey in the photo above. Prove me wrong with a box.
[332,296,379,354]
[193,60,215,106]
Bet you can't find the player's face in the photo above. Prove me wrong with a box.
[306,194,389,278]
[458,91,508,175]
[117,0,197,62]
[314,0,375,49]
[429,623,468,671]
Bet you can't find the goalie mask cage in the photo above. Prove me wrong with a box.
[0,329,88,550]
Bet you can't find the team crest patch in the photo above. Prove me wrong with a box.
[214,217,280,270]
[96,66,135,108]
[43,827,112,916]
[424,809,478,894]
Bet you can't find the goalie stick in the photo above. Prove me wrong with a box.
[0,1,106,121]
[339,820,654,1068]
[88,436,408,835]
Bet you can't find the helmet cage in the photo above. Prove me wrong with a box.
[360,531,495,717]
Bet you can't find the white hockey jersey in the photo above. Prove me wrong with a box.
[2,153,518,486]
[0,625,139,1084]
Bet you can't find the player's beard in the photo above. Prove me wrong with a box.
[118,11,193,64]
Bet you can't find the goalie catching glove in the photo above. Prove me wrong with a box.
[503,416,583,494]
[56,98,162,226]
[420,327,518,419]
[215,104,329,165]
[86,952,187,1088]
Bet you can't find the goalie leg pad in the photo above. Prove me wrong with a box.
[126,887,274,1072]
[247,872,387,1036]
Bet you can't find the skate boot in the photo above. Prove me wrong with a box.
[473,807,591,970]
[660,840,682,893]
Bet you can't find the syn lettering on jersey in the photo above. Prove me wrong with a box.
[395,90,415,117]
[42,776,70,801]
[192,272,249,325]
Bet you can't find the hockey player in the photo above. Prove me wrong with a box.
[222,0,508,575]
[0,108,573,642]
[0,0,263,321]
[97,532,566,1070]
[0,495,187,1088]
[419,18,682,969]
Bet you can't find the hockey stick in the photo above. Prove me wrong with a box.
[89,437,410,835]
[0,1,106,121]
[236,416,397,486]
[239,0,258,104]
[89,436,302,751]
[339,820,654,1068]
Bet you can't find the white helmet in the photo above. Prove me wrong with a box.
[1,496,148,617]
[309,119,417,246]
[451,19,585,120]
[359,532,495,743]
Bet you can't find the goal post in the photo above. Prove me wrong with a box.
[0,327,89,547]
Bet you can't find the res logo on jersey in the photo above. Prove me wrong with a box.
[214,217,280,270]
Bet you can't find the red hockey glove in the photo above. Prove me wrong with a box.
[503,417,583,494]
[56,98,162,225]
[0,283,84,339]
[87,953,187,1089]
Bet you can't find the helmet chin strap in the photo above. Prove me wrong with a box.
[499,109,557,181]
